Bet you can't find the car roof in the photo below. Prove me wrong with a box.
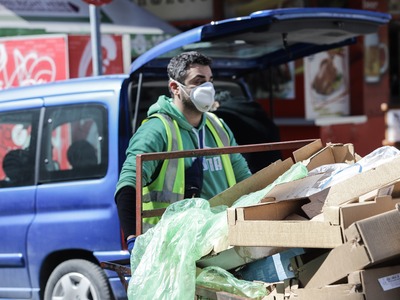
[129,7,391,79]
[0,75,127,103]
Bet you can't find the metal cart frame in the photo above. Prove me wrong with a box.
[101,139,316,298]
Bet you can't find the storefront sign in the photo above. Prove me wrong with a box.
[0,35,68,89]
[0,33,125,89]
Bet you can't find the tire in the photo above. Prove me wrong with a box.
[44,259,114,300]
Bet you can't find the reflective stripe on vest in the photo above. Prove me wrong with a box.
[142,113,185,203]
[141,113,184,225]
[141,112,236,225]
[205,112,236,187]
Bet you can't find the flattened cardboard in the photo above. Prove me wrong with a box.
[317,155,400,206]
[323,196,400,229]
[288,284,364,300]
[306,205,400,288]
[260,174,324,203]
[264,152,400,218]
[228,214,343,248]
[287,265,400,300]
[209,158,293,208]
[349,205,400,263]
[228,196,400,249]
[348,266,400,299]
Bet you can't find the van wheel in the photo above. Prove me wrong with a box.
[44,259,113,300]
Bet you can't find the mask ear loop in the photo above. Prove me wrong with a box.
[170,78,190,98]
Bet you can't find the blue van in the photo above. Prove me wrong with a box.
[0,8,390,300]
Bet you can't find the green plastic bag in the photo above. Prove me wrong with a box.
[128,198,220,300]
[196,266,267,299]
[127,162,308,299]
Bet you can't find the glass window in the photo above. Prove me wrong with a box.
[0,109,39,188]
[39,104,108,183]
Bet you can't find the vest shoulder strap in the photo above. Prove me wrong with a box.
[205,112,230,147]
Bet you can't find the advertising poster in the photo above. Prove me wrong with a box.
[304,47,350,120]
[0,33,125,177]
[0,35,68,89]
[68,34,124,78]
[363,32,388,84]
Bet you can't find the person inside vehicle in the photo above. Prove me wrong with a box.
[114,51,252,253]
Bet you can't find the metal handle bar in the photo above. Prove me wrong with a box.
[135,139,316,235]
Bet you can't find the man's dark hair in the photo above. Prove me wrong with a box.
[167,51,212,84]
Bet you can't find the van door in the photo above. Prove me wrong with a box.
[0,100,42,299]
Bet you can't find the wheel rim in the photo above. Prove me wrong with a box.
[51,272,99,300]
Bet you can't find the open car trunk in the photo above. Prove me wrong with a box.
[127,7,391,172]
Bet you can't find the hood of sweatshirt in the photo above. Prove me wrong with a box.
[147,95,207,132]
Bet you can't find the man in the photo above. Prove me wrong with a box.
[115,51,251,252]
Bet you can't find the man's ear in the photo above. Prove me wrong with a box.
[169,80,180,96]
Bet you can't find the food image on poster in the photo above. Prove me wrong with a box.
[304,47,350,119]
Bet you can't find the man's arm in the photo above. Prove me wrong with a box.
[115,186,136,240]
[114,117,168,241]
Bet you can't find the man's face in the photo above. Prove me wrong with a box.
[179,64,213,110]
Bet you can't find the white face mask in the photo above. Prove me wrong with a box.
[174,80,216,112]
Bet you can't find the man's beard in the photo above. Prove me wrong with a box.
[181,92,198,112]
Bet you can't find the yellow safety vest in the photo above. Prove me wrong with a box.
[141,112,236,225]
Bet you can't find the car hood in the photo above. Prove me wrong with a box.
[129,7,390,79]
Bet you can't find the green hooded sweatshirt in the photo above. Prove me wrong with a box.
[116,95,251,200]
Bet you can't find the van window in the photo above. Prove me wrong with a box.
[0,109,39,188]
[39,104,108,183]
[129,79,250,130]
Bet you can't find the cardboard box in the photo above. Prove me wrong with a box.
[235,248,305,283]
[348,266,400,299]
[210,139,358,211]
[197,245,287,271]
[290,265,400,299]
[288,284,364,300]
[263,153,400,218]
[198,158,294,269]
[228,196,400,249]
[292,139,357,171]
[306,204,400,288]
[281,140,400,218]
[307,155,400,208]
[198,140,330,270]
[262,140,363,218]
[209,158,294,208]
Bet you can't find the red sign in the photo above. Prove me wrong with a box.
[0,35,68,90]
[82,0,113,6]
[0,33,124,178]
[68,34,124,78]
